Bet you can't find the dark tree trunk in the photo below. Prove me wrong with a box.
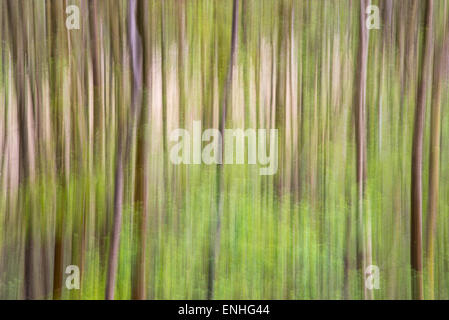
[207,0,239,300]
[425,15,448,300]
[411,0,433,301]
[132,0,151,300]
[106,0,143,300]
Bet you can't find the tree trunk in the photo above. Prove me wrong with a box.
[207,0,239,300]
[106,0,143,300]
[6,0,39,300]
[132,0,151,300]
[89,0,104,171]
[411,0,433,301]
[354,0,370,300]
[426,18,449,300]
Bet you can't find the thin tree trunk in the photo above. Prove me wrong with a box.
[89,0,104,171]
[132,0,151,300]
[354,0,370,299]
[47,0,68,300]
[411,0,433,301]
[106,0,143,300]
[207,0,239,300]
[426,18,449,300]
[160,0,170,225]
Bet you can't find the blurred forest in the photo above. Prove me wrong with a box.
[1,0,449,300]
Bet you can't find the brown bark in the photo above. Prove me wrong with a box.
[411,0,433,301]
[426,19,449,300]
[106,0,143,300]
[47,0,68,300]
[89,0,104,170]
[6,0,38,300]
[132,0,151,300]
